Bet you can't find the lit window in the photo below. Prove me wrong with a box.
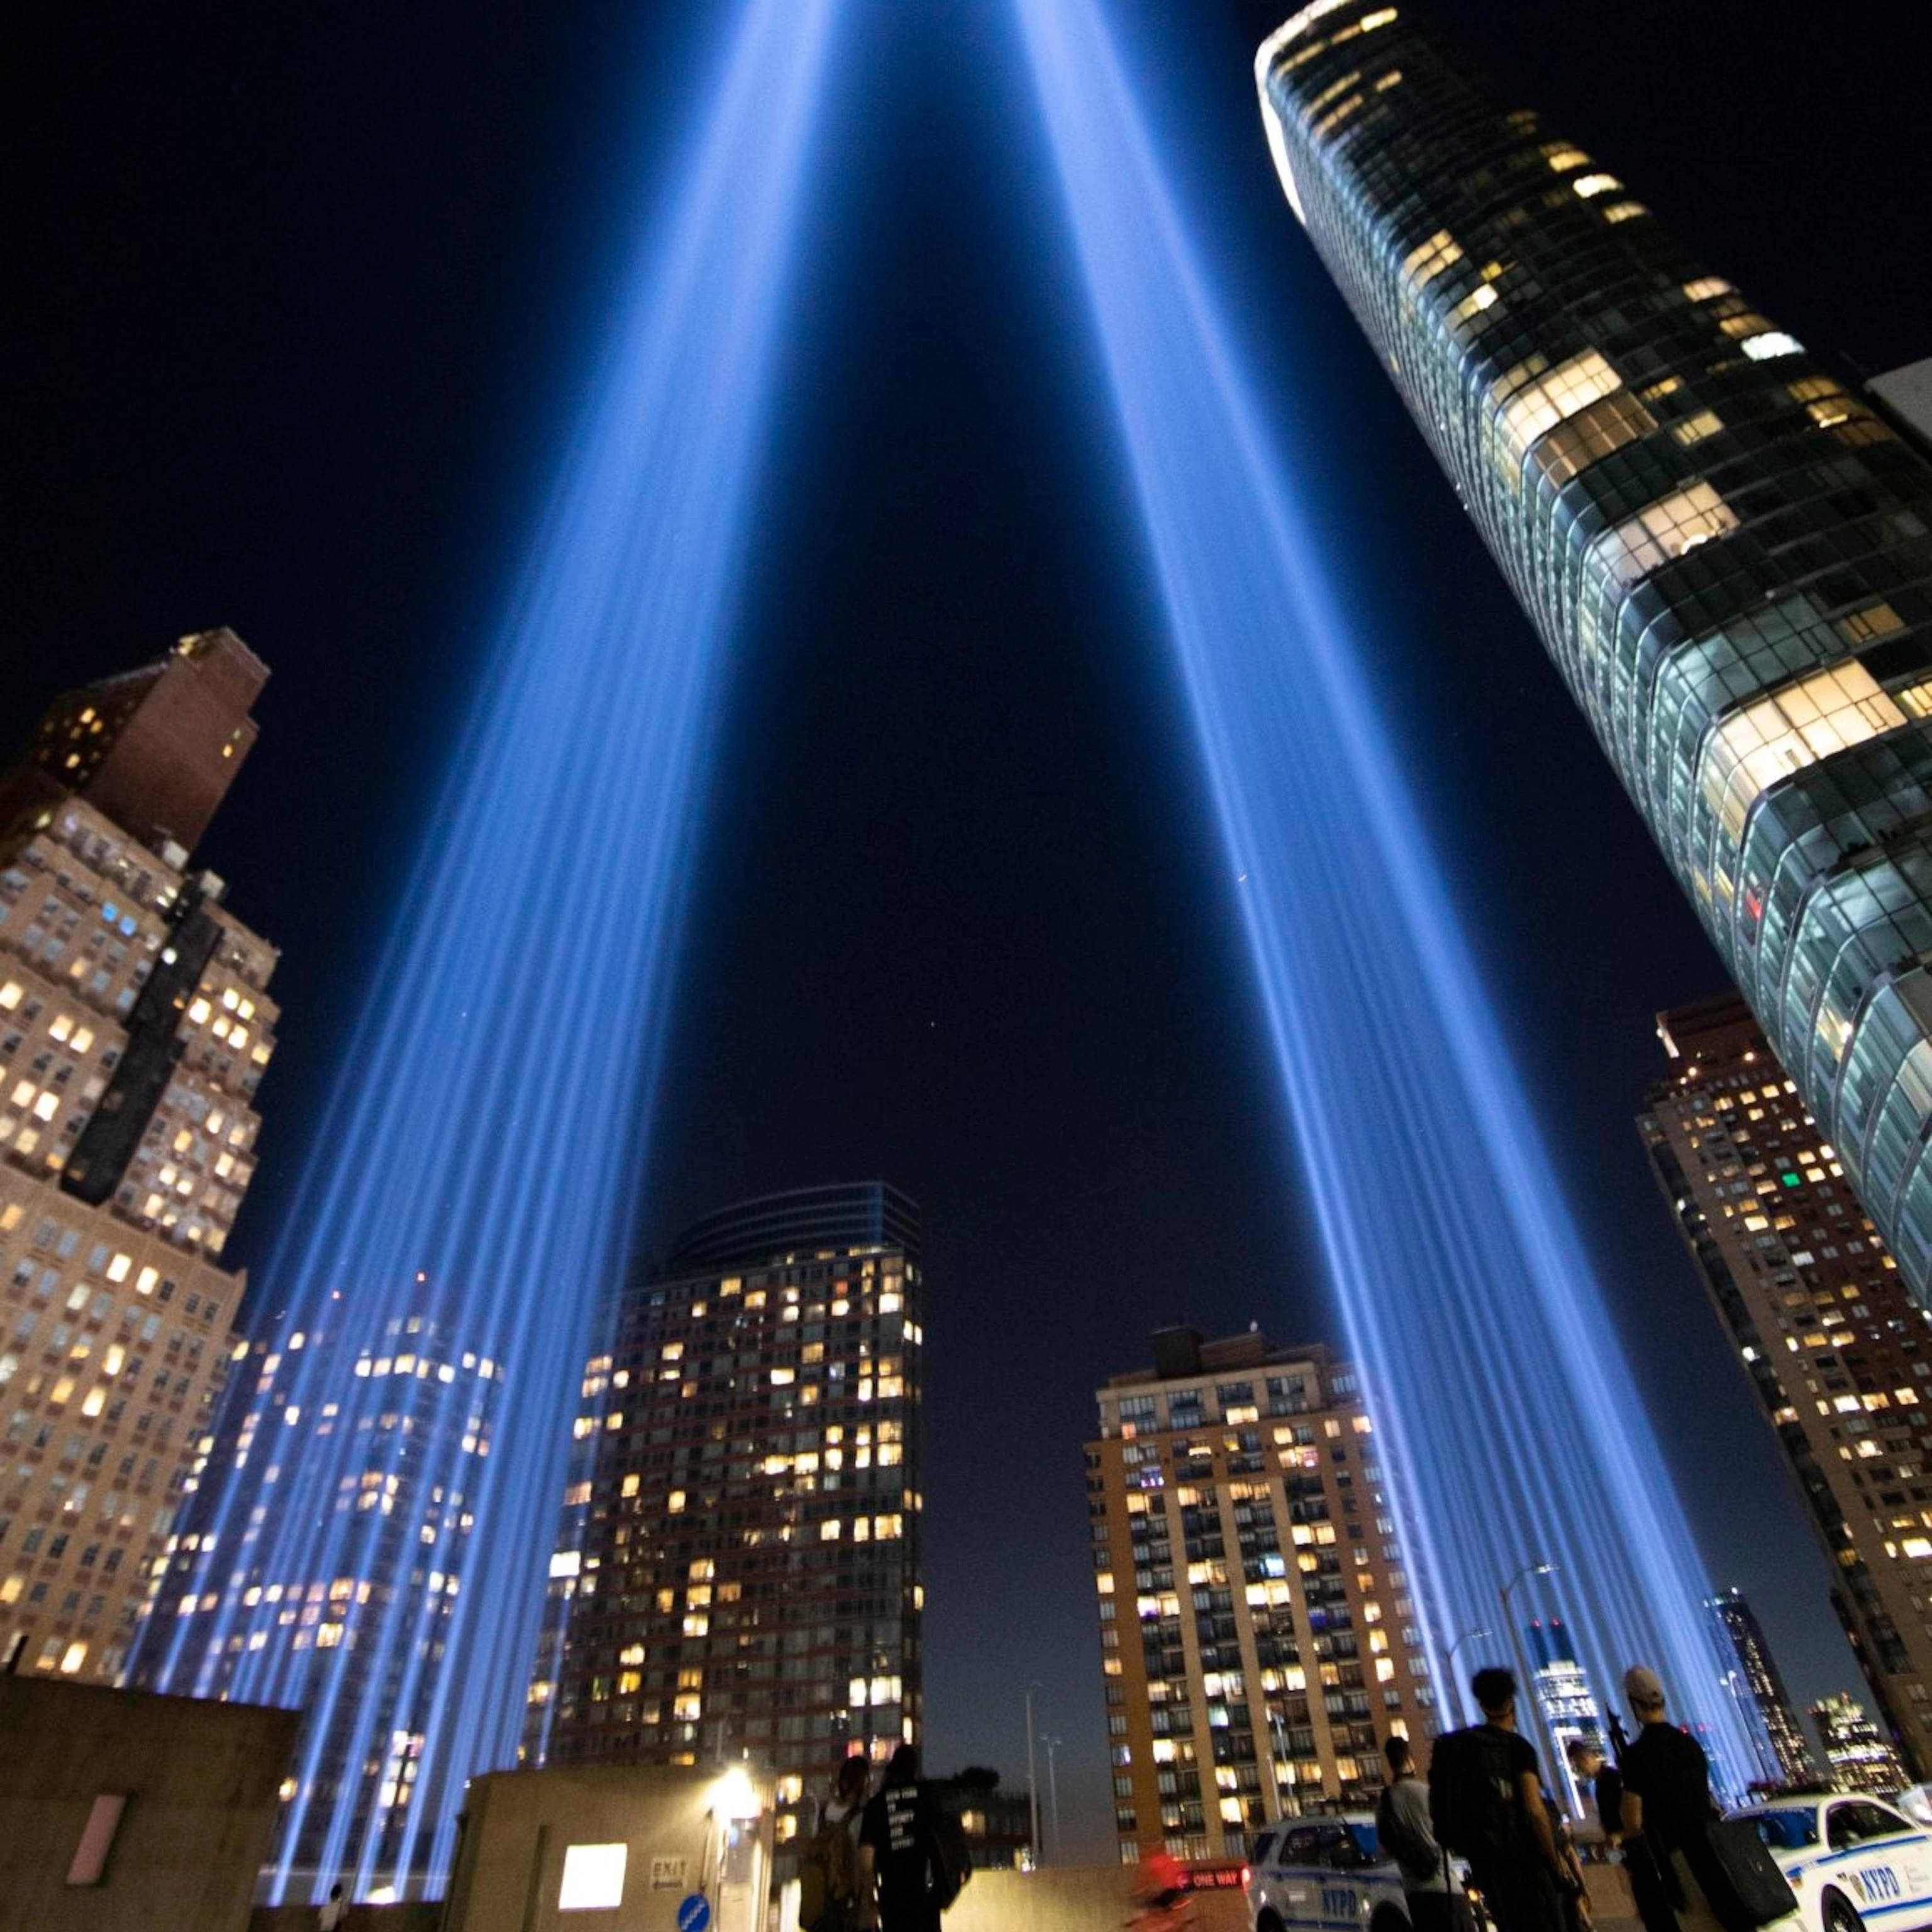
[1570,172,1621,197]
[1700,660,1906,840]
[1682,277,1733,302]
[1835,602,1904,646]
[1670,410,1724,446]
[1601,201,1648,223]
[1742,331,1803,361]
[1591,481,1738,587]
[1400,229,1462,290]
[1543,147,1588,172]
[558,1844,628,1913]
[1493,348,1624,458]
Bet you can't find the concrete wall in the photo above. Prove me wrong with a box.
[947,1867,1248,1932]
[444,1763,773,1932]
[0,1675,299,1932]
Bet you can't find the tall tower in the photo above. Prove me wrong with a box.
[531,1184,924,1852]
[1087,1327,1436,1865]
[1640,993,1932,1774]
[0,628,275,1683]
[1256,4,1932,1301]
[1709,1586,1816,1787]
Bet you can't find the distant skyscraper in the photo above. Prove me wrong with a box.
[1256,4,1932,1303]
[1709,1587,1815,1787]
[1087,1327,1436,1865]
[1814,1690,1909,1796]
[533,1183,923,1852]
[1640,994,1932,1775]
[0,628,275,1683]
[1524,1618,1606,1818]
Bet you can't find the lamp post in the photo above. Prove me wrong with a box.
[1026,1681,1043,1870]
[1444,1626,1492,1726]
[1043,1735,1063,1864]
[1499,1562,1563,1808]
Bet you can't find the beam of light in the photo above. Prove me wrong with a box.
[1008,0,1757,1790]
[132,0,845,1899]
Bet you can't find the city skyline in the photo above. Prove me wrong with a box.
[7,0,1932,1863]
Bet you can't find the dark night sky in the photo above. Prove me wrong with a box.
[6,0,1930,1862]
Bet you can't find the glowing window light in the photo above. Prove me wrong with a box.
[559,1845,628,1913]
[1022,0,1757,1791]
[132,0,848,1906]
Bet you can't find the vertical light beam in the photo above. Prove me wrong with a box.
[1009,0,1757,1791]
[136,0,845,1899]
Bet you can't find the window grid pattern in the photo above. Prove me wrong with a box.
[1258,0,1932,1296]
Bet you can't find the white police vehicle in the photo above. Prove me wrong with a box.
[1735,1794,1932,1932]
[1246,1816,1413,1932]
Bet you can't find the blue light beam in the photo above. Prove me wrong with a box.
[1009,0,1757,1790]
[138,0,846,1897]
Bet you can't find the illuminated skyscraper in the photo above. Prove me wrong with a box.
[1257,4,1932,1300]
[1814,1690,1909,1796]
[1087,1328,1435,1865]
[0,629,275,1683]
[148,1307,502,1892]
[1709,1586,1815,1787]
[1524,1618,1605,1818]
[532,1184,923,1852]
[1640,994,1932,1774]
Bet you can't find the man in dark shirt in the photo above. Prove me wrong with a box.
[1618,1665,1738,1932]
[858,1745,941,1932]
[1431,1667,1574,1932]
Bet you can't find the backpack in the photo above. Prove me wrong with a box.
[1376,1779,1439,1880]
[930,1802,972,1912]
[799,1809,859,1932]
[1428,1726,1523,1862]
[1700,1818,1798,1928]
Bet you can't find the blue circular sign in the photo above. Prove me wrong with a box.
[677,1894,711,1932]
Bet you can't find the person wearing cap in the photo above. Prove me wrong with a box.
[1618,1665,1744,1932]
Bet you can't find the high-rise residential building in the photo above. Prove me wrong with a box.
[0,628,275,1684]
[1709,1586,1815,1787]
[1087,1327,1435,1865]
[143,1306,503,1892]
[1640,994,1932,1775]
[1255,4,1932,1303]
[532,1182,923,1852]
[1814,1690,1909,1796]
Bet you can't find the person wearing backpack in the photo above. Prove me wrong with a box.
[857,1744,965,1932]
[801,1754,871,1932]
[1429,1667,1576,1932]
[1377,1733,1460,1932]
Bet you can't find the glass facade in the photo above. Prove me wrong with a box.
[1258,3,1932,1296]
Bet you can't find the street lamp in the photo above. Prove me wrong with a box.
[1444,1626,1492,1725]
[1025,1681,1043,1870]
[1043,1735,1063,1863]
[1498,1562,1565,1808]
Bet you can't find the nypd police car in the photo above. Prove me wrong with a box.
[1736,1794,1932,1932]
[1246,1816,1412,1932]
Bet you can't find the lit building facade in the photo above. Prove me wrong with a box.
[1524,1618,1605,1819]
[1814,1690,1909,1796]
[145,1307,502,1892]
[533,1183,923,1850]
[0,630,275,1684]
[1709,1586,1815,1787]
[1257,4,1932,1302]
[1641,995,1932,1775]
[1087,1328,1435,1865]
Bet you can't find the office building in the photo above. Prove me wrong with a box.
[1256,4,1932,1302]
[1813,1690,1909,1796]
[145,1307,502,1891]
[1641,994,1932,1774]
[1710,1586,1815,1786]
[533,1183,923,1851]
[1087,1327,1435,1865]
[1524,1618,1605,1818]
[0,630,275,1684]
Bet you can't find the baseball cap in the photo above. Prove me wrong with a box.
[1624,1665,1665,1710]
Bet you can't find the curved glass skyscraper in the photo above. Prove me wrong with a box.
[1257,3,1932,1296]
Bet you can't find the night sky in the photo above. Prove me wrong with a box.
[8,0,1931,1863]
